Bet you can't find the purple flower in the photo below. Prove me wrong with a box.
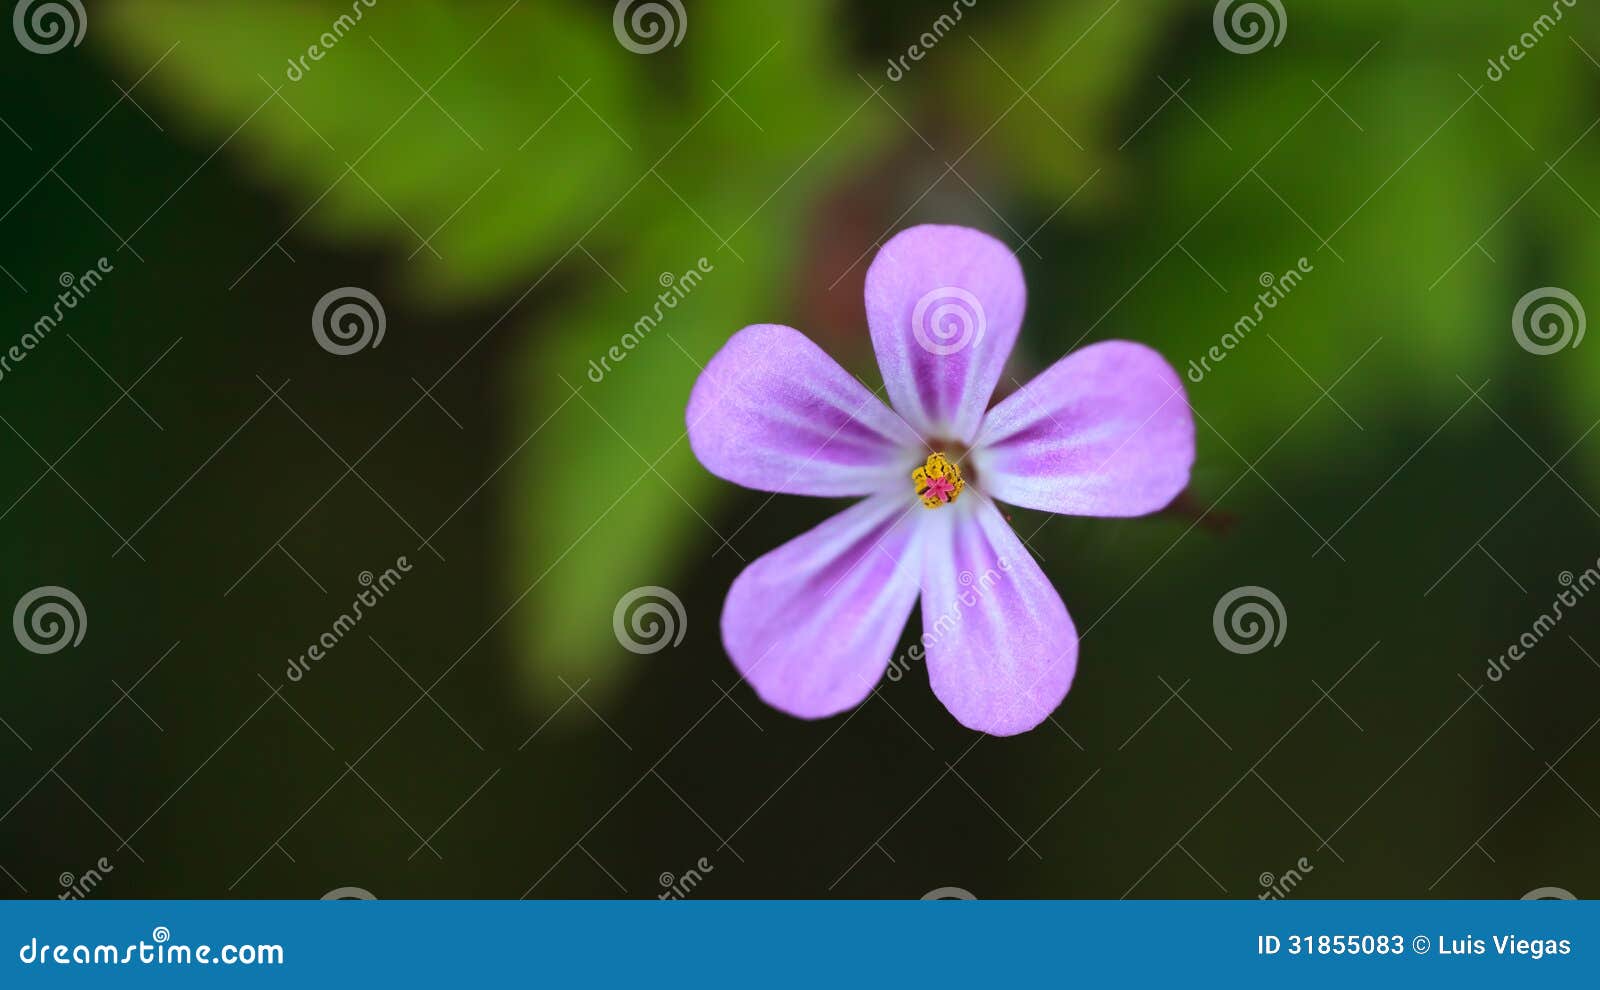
[686,225,1195,735]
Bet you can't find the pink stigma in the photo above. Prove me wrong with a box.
[923,474,956,503]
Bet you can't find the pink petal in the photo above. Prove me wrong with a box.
[722,493,925,719]
[688,324,924,497]
[865,225,1025,444]
[920,497,1076,735]
[971,340,1195,517]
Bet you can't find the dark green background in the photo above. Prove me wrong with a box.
[1,0,1597,898]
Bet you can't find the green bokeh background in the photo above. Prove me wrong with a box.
[1,0,1598,898]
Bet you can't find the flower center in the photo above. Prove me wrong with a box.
[913,452,965,508]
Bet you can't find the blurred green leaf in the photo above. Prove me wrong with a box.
[509,0,896,709]
[99,1,641,302]
[100,0,897,710]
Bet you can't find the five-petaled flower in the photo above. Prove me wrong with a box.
[686,225,1195,735]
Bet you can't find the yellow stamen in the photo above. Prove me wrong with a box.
[912,452,965,508]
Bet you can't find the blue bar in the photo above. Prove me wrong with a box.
[1,900,1592,985]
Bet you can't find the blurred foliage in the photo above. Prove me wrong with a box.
[104,1,640,301]
[103,0,890,704]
